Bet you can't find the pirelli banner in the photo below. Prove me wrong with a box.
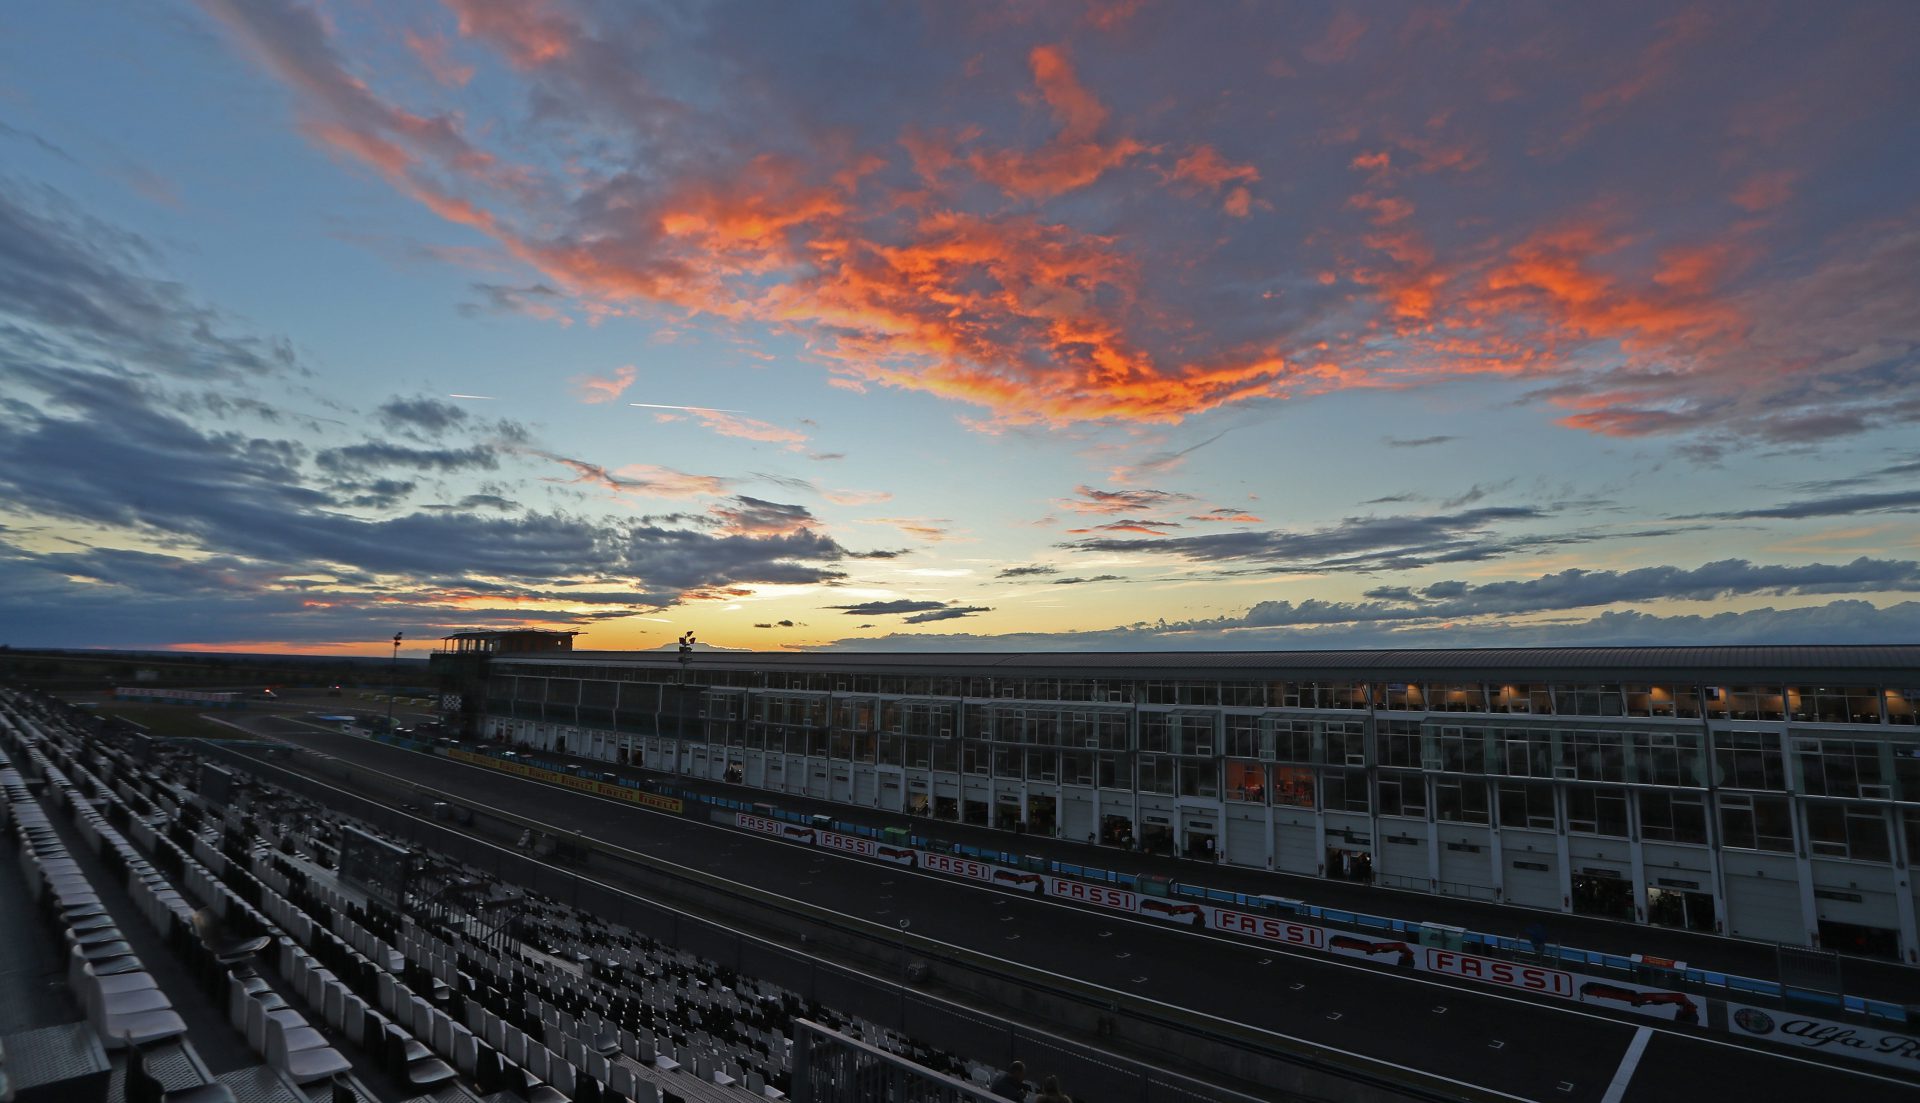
[448,749,684,814]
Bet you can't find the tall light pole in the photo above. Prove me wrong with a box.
[385,631,403,734]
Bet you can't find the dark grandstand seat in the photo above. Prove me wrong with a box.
[190,908,271,966]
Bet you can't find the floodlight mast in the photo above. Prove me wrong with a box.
[385,631,403,733]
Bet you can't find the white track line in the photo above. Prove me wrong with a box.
[1600,1027,1654,1103]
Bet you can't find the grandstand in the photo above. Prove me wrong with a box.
[0,686,1200,1103]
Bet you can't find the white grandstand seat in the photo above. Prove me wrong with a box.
[263,1013,352,1084]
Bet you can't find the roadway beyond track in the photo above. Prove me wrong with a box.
[210,714,1920,1103]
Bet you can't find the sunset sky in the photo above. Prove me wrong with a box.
[2,1,1917,656]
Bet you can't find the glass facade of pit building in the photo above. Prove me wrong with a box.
[447,645,1920,964]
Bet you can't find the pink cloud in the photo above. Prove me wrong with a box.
[403,30,473,88]
[571,365,636,404]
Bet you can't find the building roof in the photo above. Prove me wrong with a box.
[440,629,579,641]
[487,645,1920,683]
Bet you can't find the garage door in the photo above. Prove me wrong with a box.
[1726,873,1803,943]
[1276,823,1317,875]
[1060,797,1094,840]
[1224,813,1266,866]
[1378,837,1426,882]
[1506,856,1561,909]
[1438,844,1492,891]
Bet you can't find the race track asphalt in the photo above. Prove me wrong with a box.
[211,714,1920,1103]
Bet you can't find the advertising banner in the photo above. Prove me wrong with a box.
[816,829,877,858]
[1044,877,1137,913]
[1207,907,1328,950]
[1724,1003,1920,1072]
[921,852,998,882]
[1421,948,1574,998]
[712,799,1713,1032]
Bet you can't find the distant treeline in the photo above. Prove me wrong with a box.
[0,645,427,692]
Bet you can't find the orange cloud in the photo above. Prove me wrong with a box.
[1346,191,1415,226]
[860,517,955,541]
[1562,9,1713,148]
[686,410,809,450]
[1732,169,1797,212]
[1170,145,1261,189]
[571,365,636,403]
[444,0,576,69]
[1477,222,1743,350]
[823,488,893,506]
[967,45,1147,199]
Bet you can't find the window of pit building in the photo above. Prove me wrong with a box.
[1226,760,1265,803]
[1179,759,1218,798]
[1703,685,1786,722]
[1222,681,1263,707]
[1140,712,1171,754]
[1322,768,1370,813]
[1376,682,1426,711]
[1559,730,1628,783]
[1720,793,1795,852]
[1377,772,1428,818]
[1098,753,1130,791]
[1272,766,1316,808]
[1433,726,1489,773]
[1624,684,1699,718]
[1026,749,1058,783]
[1906,811,1920,867]
[1796,738,1891,800]
[1496,728,1555,779]
[993,746,1021,779]
[1896,741,1920,801]
[1429,683,1487,712]
[1489,683,1554,714]
[1270,719,1315,763]
[1638,790,1708,844]
[964,742,989,775]
[1788,686,1884,725]
[1376,719,1423,769]
[1225,714,1259,758]
[1331,683,1371,709]
[1323,721,1367,766]
[1176,714,1215,756]
[1434,777,1488,823]
[1269,681,1309,708]
[1805,801,1891,863]
[1140,755,1177,795]
[1713,730,1787,791]
[1566,786,1629,837]
[1885,688,1916,725]
[833,697,876,730]
[1062,751,1094,785]
[1553,684,1625,717]
[1633,730,1706,787]
[1497,781,1557,831]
